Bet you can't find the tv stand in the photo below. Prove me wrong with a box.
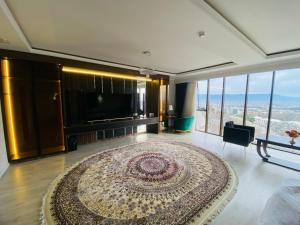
[65,117,159,150]
[87,116,134,124]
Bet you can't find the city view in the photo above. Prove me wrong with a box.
[195,69,300,140]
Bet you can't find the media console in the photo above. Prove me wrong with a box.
[64,117,159,150]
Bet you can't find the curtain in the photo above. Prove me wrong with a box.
[175,81,196,117]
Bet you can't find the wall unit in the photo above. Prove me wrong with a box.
[62,71,141,145]
[65,117,159,149]
[63,72,137,126]
[0,59,64,161]
[0,49,168,161]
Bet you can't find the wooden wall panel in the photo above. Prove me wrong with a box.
[113,79,125,94]
[146,79,160,117]
[102,77,112,93]
[34,81,64,155]
[125,80,133,94]
[3,78,39,160]
[0,59,65,160]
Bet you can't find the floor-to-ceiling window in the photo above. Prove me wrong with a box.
[223,75,247,133]
[246,72,273,138]
[195,80,208,131]
[269,69,300,138]
[207,78,224,135]
[194,67,300,142]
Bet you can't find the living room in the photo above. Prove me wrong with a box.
[0,1,299,225]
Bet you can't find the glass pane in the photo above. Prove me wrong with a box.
[246,72,273,138]
[269,69,300,138]
[223,75,247,132]
[207,78,223,134]
[195,80,207,131]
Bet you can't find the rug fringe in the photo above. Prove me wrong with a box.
[186,160,239,225]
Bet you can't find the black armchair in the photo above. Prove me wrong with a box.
[223,121,255,147]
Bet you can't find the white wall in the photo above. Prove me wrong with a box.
[0,99,9,178]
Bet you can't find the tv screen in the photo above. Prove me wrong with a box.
[85,92,133,120]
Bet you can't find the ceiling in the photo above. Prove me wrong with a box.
[1,0,300,80]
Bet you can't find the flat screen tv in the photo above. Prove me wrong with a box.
[84,92,133,121]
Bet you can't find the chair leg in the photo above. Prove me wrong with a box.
[222,142,226,150]
[243,146,247,159]
[249,143,253,151]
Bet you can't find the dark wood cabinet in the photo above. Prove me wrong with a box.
[34,80,64,155]
[3,78,39,160]
[0,59,65,161]
[0,50,169,161]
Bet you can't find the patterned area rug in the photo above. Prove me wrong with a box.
[41,141,238,225]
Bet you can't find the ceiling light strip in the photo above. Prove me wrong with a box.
[62,66,152,82]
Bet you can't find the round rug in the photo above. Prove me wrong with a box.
[41,141,238,225]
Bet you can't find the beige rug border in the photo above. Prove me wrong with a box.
[40,140,238,225]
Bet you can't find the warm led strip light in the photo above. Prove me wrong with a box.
[62,66,152,82]
[1,59,19,159]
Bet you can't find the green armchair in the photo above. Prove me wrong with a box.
[174,116,194,132]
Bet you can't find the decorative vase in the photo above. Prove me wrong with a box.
[290,137,296,145]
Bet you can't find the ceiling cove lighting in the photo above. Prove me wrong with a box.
[1,59,19,160]
[62,66,152,82]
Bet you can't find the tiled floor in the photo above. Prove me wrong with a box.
[0,131,299,225]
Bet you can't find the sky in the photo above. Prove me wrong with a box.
[197,68,300,97]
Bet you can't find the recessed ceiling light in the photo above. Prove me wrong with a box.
[198,31,206,38]
[0,37,10,44]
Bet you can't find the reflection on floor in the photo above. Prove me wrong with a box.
[0,131,299,225]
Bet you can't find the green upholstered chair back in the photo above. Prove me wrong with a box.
[174,116,194,132]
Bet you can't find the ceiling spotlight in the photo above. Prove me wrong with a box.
[0,37,9,44]
[198,31,206,38]
[142,51,151,56]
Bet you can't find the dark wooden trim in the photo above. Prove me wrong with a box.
[266,71,276,140]
[243,74,249,126]
[31,68,42,157]
[219,77,225,135]
[205,79,210,133]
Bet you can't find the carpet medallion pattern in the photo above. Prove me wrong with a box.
[42,141,237,225]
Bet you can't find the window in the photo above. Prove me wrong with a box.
[195,68,300,143]
[269,69,300,138]
[207,78,224,134]
[223,75,247,132]
[246,72,273,138]
[195,80,208,131]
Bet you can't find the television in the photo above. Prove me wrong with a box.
[84,92,133,121]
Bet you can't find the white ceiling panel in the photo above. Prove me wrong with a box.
[5,0,262,73]
[1,0,300,78]
[206,0,300,54]
[0,3,28,52]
